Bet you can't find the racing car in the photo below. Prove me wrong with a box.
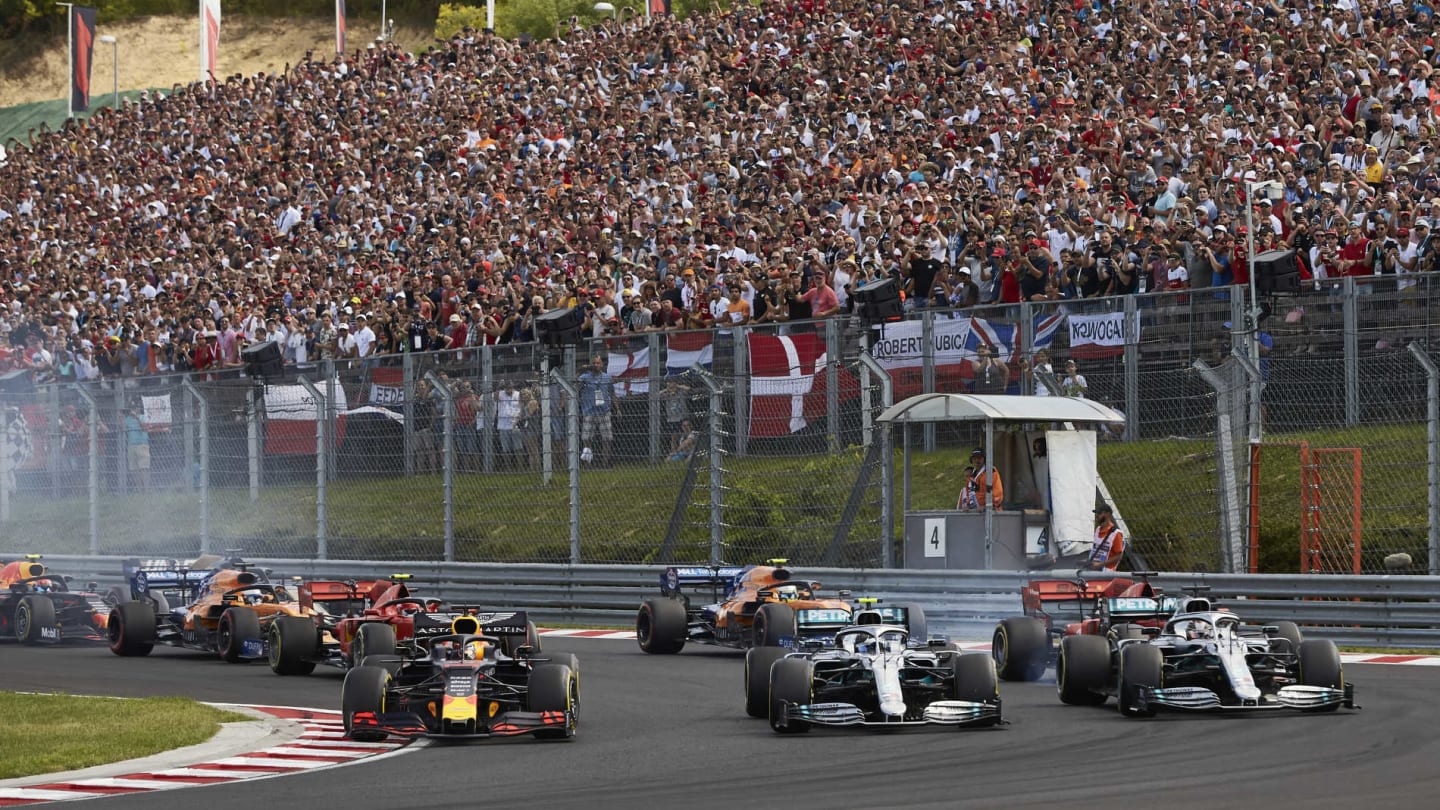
[992,571,1206,681]
[0,555,108,644]
[755,616,1002,734]
[107,554,315,661]
[266,574,541,676]
[342,611,578,742]
[1055,593,1355,716]
[637,560,915,654]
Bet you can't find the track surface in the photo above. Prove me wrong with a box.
[5,640,1438,809]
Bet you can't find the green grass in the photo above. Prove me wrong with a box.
[0,692,252,780]
[6,424,1428,571]
[0,90,165,147]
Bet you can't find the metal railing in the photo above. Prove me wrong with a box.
[21,554,1440,649]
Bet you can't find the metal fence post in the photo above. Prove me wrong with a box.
[1195,358,1244,573]
[112,382,125,495]
[73,385,100,555]
[860,352,895,567]
[46,385,61,497]
[1408,342,1440,575]
[860,331,873,449]
[1123,296,1139,441]
[296,376,327,559]
[648,332,662,463]
[425,371,456,562]
[826,318,840,453]
[922,311,936,452]
[403,352,416,477]
[540,354,554,486]
[182,386,196,493]
[182,380,210,554]
[696,371,725,564]
[735,330,749,457]
[550,366,581,564]
[481,345,495,474]
[246,385,261,502]
[1343,277,1359,426]
[0,405,10,525]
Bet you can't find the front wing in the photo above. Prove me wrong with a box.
[1138,683,1357,712]
[350,710,571,739]
[776,699,1002,730]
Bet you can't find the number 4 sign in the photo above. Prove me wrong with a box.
[923,518,947,558]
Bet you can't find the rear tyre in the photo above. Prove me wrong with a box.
[752,603,797,647]
[107,600,155,657]
[1057,635,1110,706]
[993,617,1048,682]
[1298,639,1344,712]
[1116,644,1163,718]
[15,595,57,645]
[895,603,928,642]
[951,653,1002,727]
[268,615,319,675]
[636,597,687,654]
[342,665,391,742]
[745,646,789,718]
[351,622,397,666]
[1270,620,1304,654]
[500,620,542,657]
[527,663,578,740]
[218,607,262,663]
[768,658,814,734]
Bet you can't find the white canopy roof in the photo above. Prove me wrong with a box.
[876,393,1125,425]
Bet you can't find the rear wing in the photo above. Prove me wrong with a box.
[120,558,214,602]
[298,579,386,614]
[658,566,746,597]
[1101,596,1183,621]
[795,607,853,633]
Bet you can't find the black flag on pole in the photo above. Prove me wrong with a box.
[71,6,98,113]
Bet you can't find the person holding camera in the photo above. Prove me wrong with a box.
[971,343,1010,395]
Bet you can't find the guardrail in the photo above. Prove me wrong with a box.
[16,555,1439,649]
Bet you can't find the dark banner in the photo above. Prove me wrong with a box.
[70,6,98,113]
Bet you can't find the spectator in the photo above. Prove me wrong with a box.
[1061,360,1089,398]
[122,407,150,490]
[971,344,1010,395]
[577,354,614,467]
[495,381,523,471]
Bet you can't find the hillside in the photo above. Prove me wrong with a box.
[0,15,433,110]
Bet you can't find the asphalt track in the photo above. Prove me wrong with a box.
[4,640,1438,810]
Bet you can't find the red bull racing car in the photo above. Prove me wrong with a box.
[0,555,108,644]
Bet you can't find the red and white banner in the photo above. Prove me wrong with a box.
[265,384,347,455]
[749,332,835,438]
[368,366,404,407]
[335,0,346,55]
[69,6,97,114]
[608,347,650,397]
[1067,311,1136,359]
[666,331,713,374]
[199,0,221,82]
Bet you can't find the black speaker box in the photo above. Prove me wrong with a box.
[1254,249,1300,295]
[241,340,284,380]
[854,277,905,322]
[535,306,584,347]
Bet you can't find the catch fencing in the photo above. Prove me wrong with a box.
[19,555,1440,648]
[2,277,1439,574]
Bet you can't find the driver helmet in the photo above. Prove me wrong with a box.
[1185,620,1211,640]
[464,640,487,660]
[854,636,877,655]
[775,584,799,602]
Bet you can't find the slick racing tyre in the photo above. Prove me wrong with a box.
[752,603,797,647]
[218,607,262,663]
[351,622,397,666]
[1117,644,1163,718]
[636,597,687,654]
[342,665,392,742]
[768,658,814,734]
[1297,639,1344,712]
[951,653,1002,727]
[1270,620,1304,654]
[500,620,542,657]
[746,646,789,718]
[527,663,579,740]
[15,595,57,645]
[993,616,1048,682]
[268,615,319,676]
[1057,635,1110,706]
[107,600,155,657]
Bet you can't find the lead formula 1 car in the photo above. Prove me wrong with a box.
[757,621,1002,734]
[1056,594,1356,716]
[342,612,578,742]
[0,555,107,644]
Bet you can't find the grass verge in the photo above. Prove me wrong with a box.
[0,692,252,780]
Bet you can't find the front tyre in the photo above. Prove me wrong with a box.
[342,665,391,742]
[1057,634,1110,706]
[1297,639,1344,712]
[745,646,788,718]
[752,603,797,647]
[527,663,578,740]
[351,622,397,666]
[268,615,319,675]
[1116,644,1163,718]
[951,653,1002,727]
[768,658,814,734]
[15,595,57,645]
[217,607,262,663]
[107,601,155,657]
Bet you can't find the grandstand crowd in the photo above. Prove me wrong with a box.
[2,0,1439,381]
